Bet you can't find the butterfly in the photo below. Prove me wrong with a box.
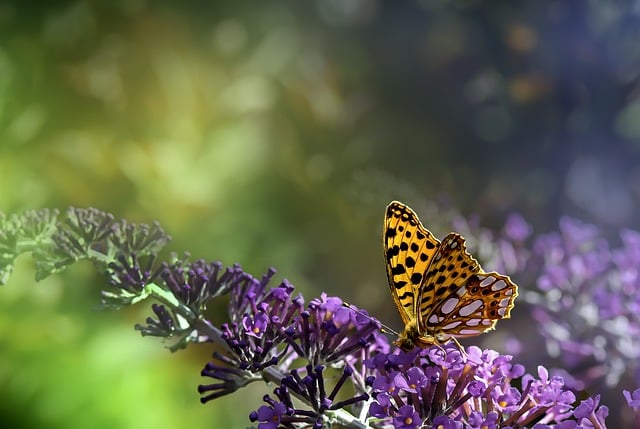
[383,201,518,351]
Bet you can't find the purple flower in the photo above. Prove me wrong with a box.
[200,272,376,419]
[218,272,307,371]
[624,388,640,428]
[243,312,269,338]
[199,269,307,401]
[430,415,462,429]
[394,367,427,393]
[520,217,640,391]
[558,216,600,254]
[459,208,640,417]
[284,294,387,364]
[393,405,421,429]
[135,304,175,338]
[504,213,532,242]
[132,261,263,352]
[105,252,159,295]
[253,365,369,427]
[367,344,606,428]
[533,422,577,429]
[372,373,396,394]
[468,410,498,429]
[369,400,389,418]
[249,402,288,429]
[159,259,244,308]
[574,394,600,419]
[573,395,608,428]
[4,204,625,428]
[624,388,640,409]
[492,385,522,413]
[467,380,486,397]
[198,354,259,401]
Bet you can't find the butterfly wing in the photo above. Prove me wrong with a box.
[417,233,517,341]
[384,201,440,325]
[429,272,517,342]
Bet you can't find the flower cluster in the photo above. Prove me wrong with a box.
[132,259,250,349]
[366,344,608,429]
[249,365,370,429]
[454,213,640,393]
[4,206,639,427]
[190,260,617,428]
[200,272,387,423]
[0,207,171,284]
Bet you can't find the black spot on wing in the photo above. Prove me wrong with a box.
[394,280,407,289]
[387,245,400,260]
[385,227,397,239]
[391,264,406,275]
[410,272,422,285]
[435,287,449,296]
[405,256,416,268]
[398,291,414,301]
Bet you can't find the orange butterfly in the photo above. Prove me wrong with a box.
[384,201,518,350]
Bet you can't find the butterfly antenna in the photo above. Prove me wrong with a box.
[342,301,400,337]
[449,337,468,356]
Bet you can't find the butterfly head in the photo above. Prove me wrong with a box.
[393,336,416,351]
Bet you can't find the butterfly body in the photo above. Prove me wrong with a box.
[384,201,518,351]
[394,318,438,350]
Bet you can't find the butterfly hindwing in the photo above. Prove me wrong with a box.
[384,202,440,325]
[425,272,517,340]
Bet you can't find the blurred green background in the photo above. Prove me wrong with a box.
[2,1,640,427]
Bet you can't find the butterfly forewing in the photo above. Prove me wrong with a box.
[384,202,440,325]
